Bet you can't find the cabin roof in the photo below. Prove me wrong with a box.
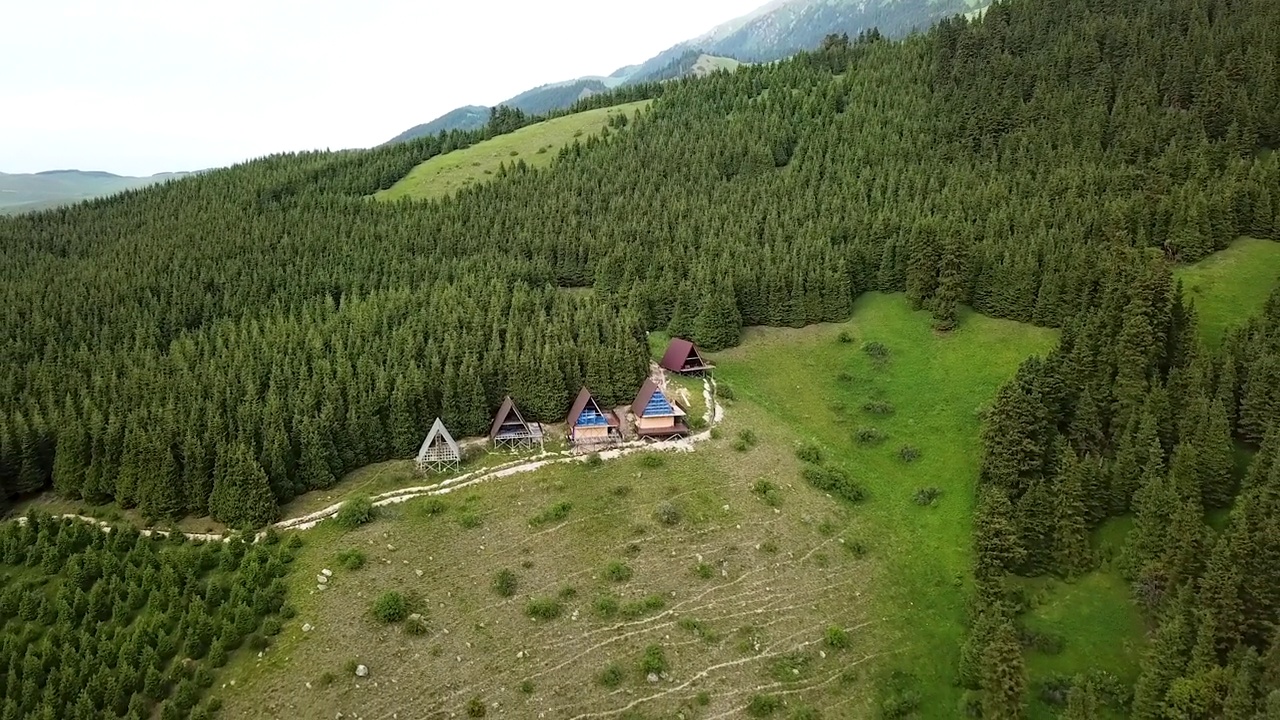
[660,337,713,372]
[488,395,531,440]
[568,387,619,428]
[416,417,460,462]
[630,378,685,418]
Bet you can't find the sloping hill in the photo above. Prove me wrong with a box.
[375,101,647,202]
[383,106,490,144]
[0,169,188,214]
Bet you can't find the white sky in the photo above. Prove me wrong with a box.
[0,0,763,176]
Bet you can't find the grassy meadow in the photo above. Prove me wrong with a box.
[1175,237,1280,347]
[374,101,649,202]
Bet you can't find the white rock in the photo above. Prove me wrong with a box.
[321,568,333,577]
[355,664,369,677]
[317,575,329,584]
[302,623,314,632]
[257,651,264,658]
[516,651,525,659]
[696,554,703,562]
[306,682,312,689]
[722,505,730,511]
[415,570,424,577]
[647,673,660,683]
[387,544,396,551]
[317,584,328,591]
[819,650,827,659]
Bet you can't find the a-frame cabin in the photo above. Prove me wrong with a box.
[631,378,689,439]
[416,417,461,473]
[660,338,715,375]
[488,396,543,450]
[566,387,621,447]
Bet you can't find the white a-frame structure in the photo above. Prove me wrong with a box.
[416,417,461,473]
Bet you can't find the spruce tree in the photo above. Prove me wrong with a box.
[208,444,279,529]
[691,282,742,352]
[1132,587,1196,720]
[1053,448,1092,577]
[51,425,88,500]
[980,616,1026,720]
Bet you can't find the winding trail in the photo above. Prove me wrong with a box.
[23,374,724,543]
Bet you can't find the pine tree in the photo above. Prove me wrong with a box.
[208,443,279,529]
[1062,676,1101,720]
[1053,448,1092,577]
[691,282,742,352]
[51,424,88,500]
[980,616,1026,720]
[1132,587,1196,720]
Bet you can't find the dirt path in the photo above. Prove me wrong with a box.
[24,375,725,542]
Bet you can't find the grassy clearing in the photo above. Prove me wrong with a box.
[220,402,878,719]
[375,101,649,202]
[1175,237,1280,347]
[714,292,1057,716]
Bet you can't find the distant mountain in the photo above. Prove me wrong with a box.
[0,169,190,214]
[387,0,983,144]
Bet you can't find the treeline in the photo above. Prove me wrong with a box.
[2,0,1278,528]
[0,512,295,720]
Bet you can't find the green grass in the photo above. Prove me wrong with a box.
[715,292,1057,716]
[1175,237,1280,347]
[375,101,649,202]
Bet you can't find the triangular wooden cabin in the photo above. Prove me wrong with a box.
[660,338,714,375]
[416,417,461,473]
[488,396,543,449]
[631,378,689,439]
[567,387,621,447]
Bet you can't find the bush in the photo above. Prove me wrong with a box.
[585,453,603,467]
[319,671,336,687]
[371,591,409,624]
[717,383,736,401]
[837,330,854,343]
[599,662,625,687]
[825,625,850,649]
[790,706,820,720]
[738,428,757,446]
[862,341,890,360]
[336,548,366,570]
[655,501,682,526]
[1020,627,1065,655]
[466,696,486,717]
[620,595,666,619]
[795,443,823,464]
[640,644,669,675]
[898,445,921,463]
[638,454,665,468]
[418,497,448,516]
[611,484,632,498]
[558,585,577,600]
[854,427,887,445]
[752,479,781,506]
[286,533,304,550]
[747,694,782,717]
[493,569,518,597]
[913,487,943,506]
[732,438,751,452]
[335,495,377,529]
[519,680,534,694]
[279,604,297,619]
[262,618,282,636]
[604,561,633,582]
[843,536,868,557]
[525,597,562,621]
[247,633,268,651]
[404,614,429,635]
[594,594,620,618]
[835,370,854,383]
[458,509,483,529]
[1039,674,1074,707]
[695,562,715,579]
[697,691,711,706]
[801,465,866,503]
[862,400,894,415]
[530,500,573,526]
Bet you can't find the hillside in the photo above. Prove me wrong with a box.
[383,105,490,144]
[0,169,188,214]
[2,0,1280,717]
[386,0,974,142]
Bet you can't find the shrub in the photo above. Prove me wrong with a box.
[620,595,666,619]
[638,454,665,469]
[247,633,268,651]
[525,597,562,621]
[585,453,603,467]
[493,569,518,597]
[747,694,782,717]
[1039,674,1074,707]
[694,562,715,579]
[262,618,281,636]
[795,443,823,464]
[286,534,304,550]
[279,604,297,620]
[319,671,336,688]
[801,465,866,503]
[611,484,632,498]
[790,706,820,720]
[604,561,633,582]
[418,497,448,516]
[759,540,779,554]
[336,548,366,570]
[862,400,894,415]
[898,445,921,463]
[738,428,757,446]
[640,645,668,675]
[732,438,751,452]
[854,427,887,445]
[913,487,943,506]
[335,496,377,529]
[466,696,486,717]
[593,594,620,618]
[519,680,534,694]
[752,479,781,506]
[689,414,709,430]
[458,509,483,529]
[558,585,577,600]
[825,626,850,649]
[696,691,711,706]
[404,614,429,635]
[843,536,868,557]
[655,501,682,526]
[598,662,625,687]
[677,617,719,642]
[835,370,854,383]
[1020,627,1065,655]
[837,330,854,343]
[717,383,736,401]
[862,341,890,360]
[371,591,409,624]
[530,500,573,527]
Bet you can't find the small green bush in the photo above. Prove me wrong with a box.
[862,400,895,415]
[593,594,620,618]
[913,487,943,506]
[696,691,711,706]
[620,595,666,619]
[640,644,668,675]
[655,501,682,526]
[530,500,573,526]
[790,706,820,720]
[371,591,409,624]
[732,438,751,452]
[836,370,854,383]
[843,535,868,557]
[519,680,534,694]
[694,562,715,579]
[611,484,633,497]
[837,330,854,343]
[825,625,850,649]
[747,694,783,717]
[738,428,757,446]
[558,585,578,600]
[585,453,603,467]
[336,548,366,570]
[466,696,486,717]
[802,465,866,503]
[525,597,562,621]
[898,445,921,463]
[854,427,887,445]
[795,443,823,464]
[599,662,625,688]
[604,561,633,582]
[262,618,281,636]
[493,569,518,597]
[458,509,483,529]
[404,614,429,635]
[319,671,336,687]
[285,534,304,550]
[862,341,890,360]
[279,604,297,619]
[335,496,377,529]
[752,479,781,506]
[638,454,665,468]
[418,497,448,516]
[718,383,737,401]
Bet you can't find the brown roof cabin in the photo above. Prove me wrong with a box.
[631,378,689,439]
[660,338,714,375]
[567,387,621,447]
[488,396,543,449]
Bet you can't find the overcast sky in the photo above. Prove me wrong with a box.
[1,0,763,176]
